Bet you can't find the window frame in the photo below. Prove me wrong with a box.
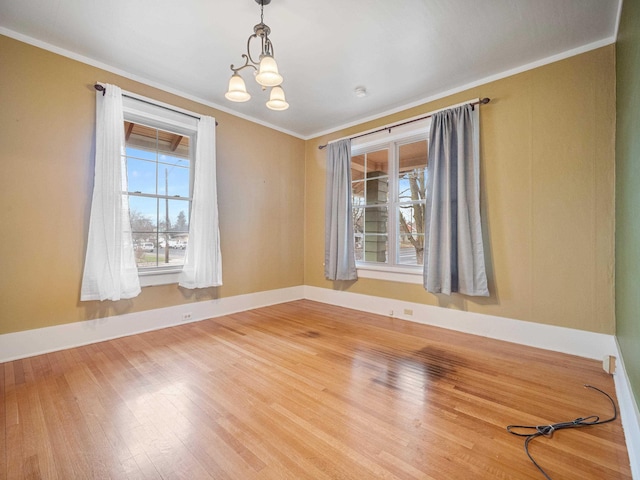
[351,118,431,284]
[122,96,199,287]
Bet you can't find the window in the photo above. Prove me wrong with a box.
[126,122,192,269]
[122,95,199,285]
[351,120,429,282]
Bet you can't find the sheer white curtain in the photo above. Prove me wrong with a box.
[325,139,357,281]
[81,84,141,301]
[423,104,489,296]
[179,116,222,288]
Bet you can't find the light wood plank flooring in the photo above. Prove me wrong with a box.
[0,300,631,479]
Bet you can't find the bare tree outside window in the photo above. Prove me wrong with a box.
[398,140,427,265]
[399,168,426,264]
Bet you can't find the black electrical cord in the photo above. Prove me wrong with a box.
[506,384,618,480]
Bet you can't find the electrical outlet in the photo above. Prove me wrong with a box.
[403,308,413,316]
[182,312,192,322]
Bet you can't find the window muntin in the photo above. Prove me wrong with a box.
[124,122,193,271]
[352,136,427,270]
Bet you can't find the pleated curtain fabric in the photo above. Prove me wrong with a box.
[325,139,358,281]
[178,116,223,289]
[81,84,141,301]
[423,104,489,296]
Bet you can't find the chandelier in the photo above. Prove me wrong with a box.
[225,0,289,111]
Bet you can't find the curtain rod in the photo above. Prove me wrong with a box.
[93,84,218,126]
[317,97,490,150]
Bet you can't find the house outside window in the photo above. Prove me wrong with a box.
[350,119,430,284]
[122,95,198,286]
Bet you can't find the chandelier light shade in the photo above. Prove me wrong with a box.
[225,0,289,111]
[266,86,289,111]
[255,55,282,87]
[225,73,251,102]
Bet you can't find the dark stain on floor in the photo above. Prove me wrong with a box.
[368,345,465,391]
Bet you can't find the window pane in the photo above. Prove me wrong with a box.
[147,197,189,264]
[398,203,425,266]
[365,149,389,178]
[126,123,190,157]
[398,140,427,203]
[155,198,186,267]
[364,206,387,235]
[398,141,427,173]
[127,157,157,195]
[155,130,189,157]
[353,207,364,235]
[161,164,190,198]
[156,198,171,266]
[398,234,424,265]
[126,145,157,162]
[355,234,364,261]
[159,153,189,168]
[353,207,365,260]
[152,242,186,267]
[128,196,158,269]
[362,206,388,263]
[129,196,157,233]
[352,154,365,182]
[352,181,365,207]
[365,177,388,205]
[398,204,425,235]
[398,170,427,202]
[167,200,190,234]
[363,234,388,263]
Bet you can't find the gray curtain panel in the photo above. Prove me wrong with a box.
[423,104,489,296]
[325,139,358,281]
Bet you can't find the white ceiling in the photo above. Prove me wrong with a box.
[0,0,621,139]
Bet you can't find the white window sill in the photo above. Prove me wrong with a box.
[356,264,423,284]
[139,269,182,287]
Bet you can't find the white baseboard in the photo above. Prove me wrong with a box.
[614,339,640,479]
[2,285,616,364]
[0,286,304,364]
[304,286,617,360]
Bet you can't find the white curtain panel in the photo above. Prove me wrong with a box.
[423,104,489,296]
[81,84,141,301]
[179,116,222,289]
[324,139,358,281]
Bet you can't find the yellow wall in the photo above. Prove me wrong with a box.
[0,35,305,335]
[0,35,616,337]
[305,46,616,334]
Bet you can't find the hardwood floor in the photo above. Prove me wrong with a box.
[0,300,631,479]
